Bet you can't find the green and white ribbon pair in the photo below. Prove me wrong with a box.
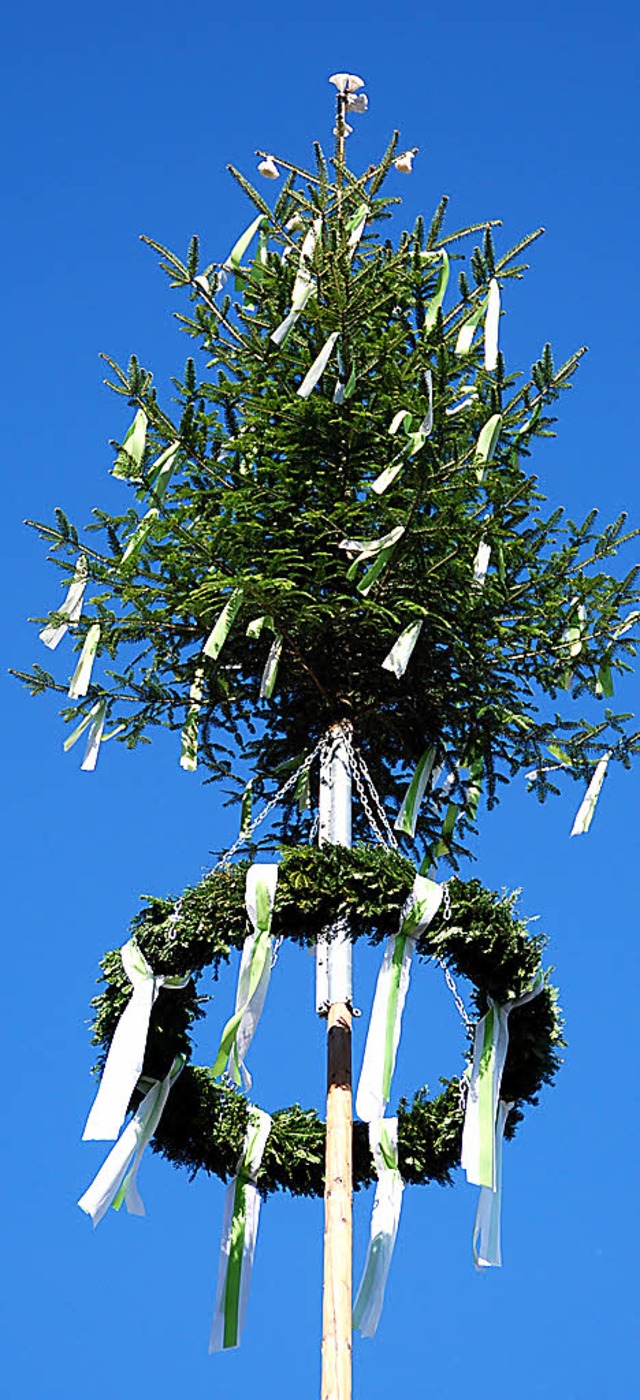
[83,939,190,1141]
[472,1098,512,1268]
[356,875,444,1123]
[461,969,544,1190]
[68,624,101,698]
[209,1107,272,1352]
[78,1053,185,1226]
[394,745,437,838]
[455,277,500,370]
[353,1117,404,1337]
[271,218,321,345]
[461,971,544,1267]
[180,666,204,770]
[212,865,279,1089]
[63,698,108,771]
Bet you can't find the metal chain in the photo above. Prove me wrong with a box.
[219,735,327,870]
[168,734,327,938]
[435,880,473,1029]
[354,750,399,851]
[340,726,398,850]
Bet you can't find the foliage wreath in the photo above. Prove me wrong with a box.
[90,846,562,1197]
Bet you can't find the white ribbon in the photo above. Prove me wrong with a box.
[461,969,544,1189]
[40,555,88,649]
[68,623,101,698]
[78,1053,185,1226]
[297,332,340,399]
[472,1099,512,1269]
[259,634,283,699]
[212,864,279,1089]
[381,620,423,679]
[180,666,204,770]
[356,876,443,1123]
[83,938,190,1141]
[473,541,491,587]
[571,753,610,835]
[484,278,500,371]
[203,588,244,661]
[209,1107,272,1352]
[353,1118,404,1337]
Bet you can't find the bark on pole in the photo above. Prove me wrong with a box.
[317,723,353,1400]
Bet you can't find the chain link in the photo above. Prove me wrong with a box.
[341,726,399,850]
[435,878,473,1029]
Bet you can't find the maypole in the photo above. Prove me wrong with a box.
[17,63,640,1393]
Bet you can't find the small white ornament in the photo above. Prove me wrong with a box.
[394,149,417,174]
[346,92,368,114]
[329,72,365,94]
[257,156,280,179]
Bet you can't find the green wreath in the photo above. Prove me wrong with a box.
[89,846,562,1197]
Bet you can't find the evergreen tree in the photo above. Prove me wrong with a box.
[16,74,640,865]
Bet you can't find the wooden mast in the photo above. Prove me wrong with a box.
[318,721,353,1400]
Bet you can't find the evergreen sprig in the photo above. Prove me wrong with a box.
[87,847,562,1196]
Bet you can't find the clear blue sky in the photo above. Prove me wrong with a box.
[2,2,639,1396]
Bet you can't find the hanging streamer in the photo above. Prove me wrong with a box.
[40,555,88,650]
[145,442,180,501]
[180,666,204,771]
[356,875,444,1123]
[484,278,501,371]
[455,296,488,355]
[461,969,545,1190]
[419,369,434,436]
[212,865,279,1088]
[394,745,437,837]
[472,1099,512,1269]
[112,409,147,480]
[63,697,107,772]
[346,203,369,255]
[259,634,283,699]
[224,214,265,291]
[343,525,405,596]
[120,508,159,568]
[473,414,502,481]
[68,623,101,699]
[353,1118,404,1337]
[389,409,412,436]
[343,525,405,577]
[246,613,273,639]
[203,588,244,661]
[209,1107,272,1352]
[473,541,492,587]
[271,219,321,345]
[570,753,611,835]
[83,938,190,1141]
[423,250,450,332]
[78,1054,185,1226]
[297,332,340,399]
[370,462,404,496]
[381,620,423,679]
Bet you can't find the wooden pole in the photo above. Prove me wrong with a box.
[317,722,353,1400]
[322,1002,352,1400]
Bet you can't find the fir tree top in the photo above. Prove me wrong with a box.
[17,73,640,865]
